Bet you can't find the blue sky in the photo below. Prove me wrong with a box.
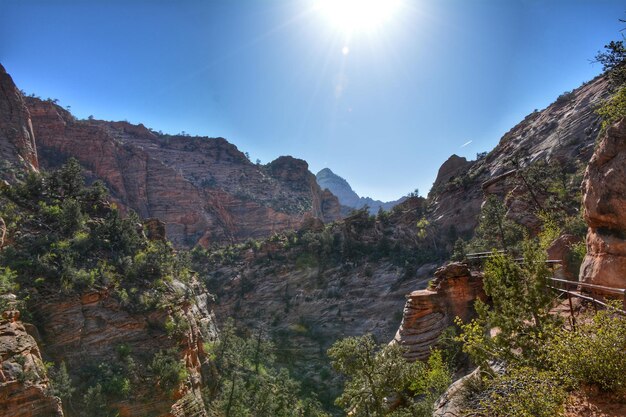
[1,0,624,201]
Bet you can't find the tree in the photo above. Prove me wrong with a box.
[472,195,523,252]
[206,319,328,417]
[456,239,561,368]
[328,334,450,417]
[595,38,626,87]
[49,361,75,407]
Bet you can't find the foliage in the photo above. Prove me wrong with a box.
[0,159,190,310]
[461,367,567,417]
[0,267,19,312]
[470,195,524,252]
[327,334,451,416]
[150,349,188,395]
[205,319,328,417]
[456,240,561,367]
[597,85,626,132]
[48,361,75,405]
[595,39,626,87]
[546,307,626,392]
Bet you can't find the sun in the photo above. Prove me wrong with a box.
[315,0,403,35]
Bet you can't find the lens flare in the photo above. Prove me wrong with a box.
[315,0,402,34]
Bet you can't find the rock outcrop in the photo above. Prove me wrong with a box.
[0,310,63,417]
[393,263,486,361]
[428,75,610,239]
[579,118,626,289]
[0,64,38,182]
[25,98,340,247]
[316,168,406,215]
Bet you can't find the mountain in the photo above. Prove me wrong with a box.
[427,75,610,240]
[316,168,406,215]
[23,97,340,248]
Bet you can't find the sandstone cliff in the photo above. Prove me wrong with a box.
[0,310,63,417]
[25,98,340,247]
[393,263,486,361]
[428,76,609,239]
[579,118,626,289]
[0,64,38,182]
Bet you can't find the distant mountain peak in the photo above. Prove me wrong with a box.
[316,168,405,215]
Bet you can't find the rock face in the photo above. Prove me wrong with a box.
[0,64,38,182]
[0,310,63,417]
[25,98,340,247]
[428,75,610,239]
[579,118,626,289]
[316,168,406,215]
[393,263,486,361]
[31,281,217,417]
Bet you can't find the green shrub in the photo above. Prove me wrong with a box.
[597,85,626,132]
[546,307,626,392]
[461,367,566,417]
[150,349,188,394]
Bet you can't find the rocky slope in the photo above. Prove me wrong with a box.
[25,97,339,247]
[428,76,610,239]
[0,64,38,182]
[316,168,406,215]
[579,118,626,289]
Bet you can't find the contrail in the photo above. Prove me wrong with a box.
[461,140,472,148]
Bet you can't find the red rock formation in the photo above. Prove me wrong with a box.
[579,118,626,289]
[31,280,216,417]
[25,98,340,247]
[0,310,63,417]
[0,64,38,182]
[393,263,486,361]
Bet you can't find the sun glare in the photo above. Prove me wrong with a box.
[315,0,402,34]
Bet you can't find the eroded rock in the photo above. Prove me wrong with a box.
[393,263,487,361]
[0,310,63,417]
[580,118,626,289]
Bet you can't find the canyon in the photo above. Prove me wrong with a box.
[1,57,626,417]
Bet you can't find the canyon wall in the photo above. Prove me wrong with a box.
[26,98,340,247]
[0,64,38,182]
[579,118,626,289]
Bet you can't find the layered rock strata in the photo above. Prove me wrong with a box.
[31,281,217,417]
[0,310,63,417]
[25,98,340,247]
[579,118,626,289]
[393,263,486,361]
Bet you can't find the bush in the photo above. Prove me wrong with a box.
[150,349,188,394]
[546,307,626,392]
[597,85,626,132]
[461,367,567,417]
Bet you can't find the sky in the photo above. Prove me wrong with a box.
[1,0,624,201]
